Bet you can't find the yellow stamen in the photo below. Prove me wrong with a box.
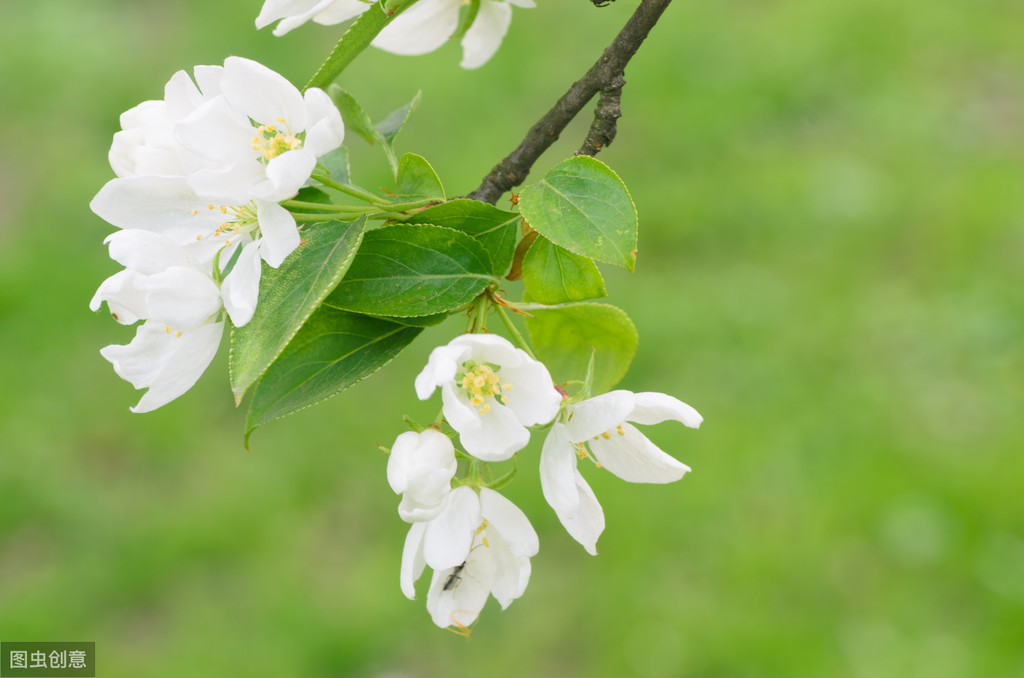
[457,361,512,416]
[616,425,625,436]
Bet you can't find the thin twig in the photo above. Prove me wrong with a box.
[467,0,672,204]
[577,72,625,157]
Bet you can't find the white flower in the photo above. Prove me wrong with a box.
[90,177,300,327]
[400,487,538,630]
[387,429,458,522]
[256,0,373,36]
[255,0,534,69]
[176,56,345,205]
[93,57,342,327]
[414,334,561,461]
[90,230,227,412]
[540,390,702,555]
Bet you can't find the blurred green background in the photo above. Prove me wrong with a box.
[2,0,1023,676]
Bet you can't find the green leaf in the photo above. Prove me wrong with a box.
[230,217,366,400]
[525,302,638,395]
[518,155,638,271]
[404,199,520,276]
[326,85,400,176]
[359,312,450,327]
[327,85,379,145]
[327,224,495,317]
[316,146,352,184]
[395,153,445,201]
[245,307,422,447]
[522,236,607,304]
[376,90,422,146]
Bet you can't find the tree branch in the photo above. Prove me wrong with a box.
[468,0,672,204]
[577,72,625,157]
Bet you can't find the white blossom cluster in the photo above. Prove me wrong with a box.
[388,334,702,631]
[257,0,535,69]
[90,57,345,412]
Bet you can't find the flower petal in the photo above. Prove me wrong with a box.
[559,471,604,556]
[143,266,222,330]
[454,332,524,367]
[540,424,580,513]
[220,240,262,327]
[175,95,254,166]
[488,539,530,608]
[371,0,462,56]
[589,423,690,484]
[425,545,494,629]
[222,56,308,130]
[91,176,221,243]
[186,160,266,205]
[423,486,481,571]
[564,390,634,442]
[500,359,560,426]
[256,0,332,31]
[414,343,469,399]
[101,320,224,413]
[254,200,300,267]
[540,425,604,554]
[628,391,703,429]
[104,229,192,275]
[254,148,316,202]
[459,0,511,69]
[388,429,457,522]
[302,88,346,157]
[400,521,427,599]
[313,0,373,25]
[479,488,538,558]
[90,269,148,324]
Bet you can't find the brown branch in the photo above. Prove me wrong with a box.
[576,72,625,157]
[468,0,672,204]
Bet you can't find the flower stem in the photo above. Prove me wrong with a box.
[304,0,421,91]
[312,173,387,204]
[290,212,361,222]
[495,303,537,360]
[473,296,489,333]
[281,200,376,213]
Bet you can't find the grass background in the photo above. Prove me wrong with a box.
[2,0,1023,676]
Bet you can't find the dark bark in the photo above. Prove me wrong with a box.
[576,72,625,157]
